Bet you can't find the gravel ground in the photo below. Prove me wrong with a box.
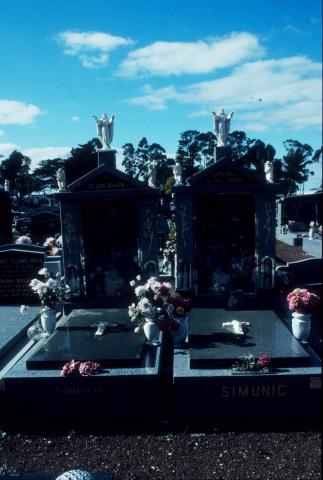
[0,428,321,480]
[275,240,314,264]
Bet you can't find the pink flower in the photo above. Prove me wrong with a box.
[287,288,320,313]
[79,361,102,376]
[61,360,102,376]
[258,355,271,367]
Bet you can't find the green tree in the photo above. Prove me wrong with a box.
[64,138,100,184]
[0,150,32,201]
[281,140,314,195]
[243,140,276,173]
[227,131,254,161]
[176,130,202,180]
[135,137,150,180]
[32,158,65,192]
[122,143,136,177]
[198,131,217,167]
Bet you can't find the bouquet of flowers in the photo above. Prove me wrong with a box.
[29,267,70,310]
[287,288,320,314]
[15,235,32,245]
[128,275,192,333]
[232,354,273,373]
[43,234,63,256]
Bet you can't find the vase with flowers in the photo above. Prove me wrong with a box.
[287,288,320,342]
[29,268,71,334]
[128,276,192,345]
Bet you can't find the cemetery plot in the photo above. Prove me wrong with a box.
[188,309,310,368]
[26,308,148,369]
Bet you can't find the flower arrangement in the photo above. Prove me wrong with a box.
[29,267,70,310]
[128,275,192,333]
[61,360,102,377]
[287,288,320,314]
[15,235,32,245]
[43,234,63,256]
[232,354,273,373]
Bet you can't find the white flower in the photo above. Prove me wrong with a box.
[136,275,141,281]
[134,326,141,333]
[43,237,55,247]
[129,280,136,287]
[38,268,50,278]
[20,305,29,315]
[45,278,57,290]
[29,278,41,289]
[134,285,147,297]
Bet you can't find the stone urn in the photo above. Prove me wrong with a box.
[40,306,57,334]
[291,312,311,342]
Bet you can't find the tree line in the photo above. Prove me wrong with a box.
[0,130,321,204]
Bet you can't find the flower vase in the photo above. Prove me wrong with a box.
[40,307,57,334]
[143,321,160,345]
[172,316,188,346]
[291,312,311,342]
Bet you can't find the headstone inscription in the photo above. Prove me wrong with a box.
[0,245,45,304]
[188,309,310,368]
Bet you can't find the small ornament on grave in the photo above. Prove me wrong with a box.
[222,319,250,336]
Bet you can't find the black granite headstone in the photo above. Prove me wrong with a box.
[188,309,310,368]
[0,245,45,304]
[26,308,147,369]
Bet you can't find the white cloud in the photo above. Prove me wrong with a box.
[118,32,265,77]
[22,146,71,170]
[0,100,43,125]
[70,115,80,122]
[243,123,269,132]
[283,24,305,35]
[0,143,19,157]
[127,55,322,132]
[56,30,133,68]
[0,144,72,170]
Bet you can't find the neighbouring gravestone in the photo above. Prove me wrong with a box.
[0,244,45,304]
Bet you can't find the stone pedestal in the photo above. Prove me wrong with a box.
[97,149,117,168]
[214,146,232,162]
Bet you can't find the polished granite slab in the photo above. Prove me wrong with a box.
[26,308,146,369]
[188,309,310,368]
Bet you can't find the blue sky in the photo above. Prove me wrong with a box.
[0,0,322,189]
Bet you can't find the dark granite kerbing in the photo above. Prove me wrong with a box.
[188,309,310,368]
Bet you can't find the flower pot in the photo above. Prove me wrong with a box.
[291,312,311,342]
[143,321,160,345]
[40,307,57,334]
[171,316,188,346]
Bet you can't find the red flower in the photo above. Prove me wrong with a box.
[258,355,271,367]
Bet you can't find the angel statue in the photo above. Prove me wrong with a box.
[212,108,234,147]
[93,113,115,150]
